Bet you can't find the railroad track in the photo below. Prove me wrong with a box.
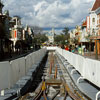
[19,51,89,100]
[55,53,90,100]
[17,53,48,100]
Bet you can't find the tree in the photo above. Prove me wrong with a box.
[32,33,48,50]
[54,34,70,45]
[40,34,48,43]
[30,26,43,34]
[54,35,63,44]
[62,27,69,35]
[33,33,48,43]
[0,21,6,39]
[0,20,6,59]
[62,27,70,43]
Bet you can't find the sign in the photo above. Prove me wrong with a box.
[14,30,17,38]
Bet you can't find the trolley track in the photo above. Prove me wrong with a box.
[19,51,89,100]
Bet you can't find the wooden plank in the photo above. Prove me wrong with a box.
[46,79,62,85]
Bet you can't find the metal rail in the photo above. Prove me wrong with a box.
[43,91,48,100]
[33,88,48,100]
[51,91,60,100]
[33,77,48,100]
[33,90,43,100]
[55,53,87,100]
[63,91,68,100]
[18,52,88,100]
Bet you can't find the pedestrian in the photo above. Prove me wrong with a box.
[69,45,72,52]
[65,45,69,51]
[71,46,75,53]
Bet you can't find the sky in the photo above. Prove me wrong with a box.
[2,0,95,33]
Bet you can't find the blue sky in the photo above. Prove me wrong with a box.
[3,0,94,33]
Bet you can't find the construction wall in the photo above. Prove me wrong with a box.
[0,48,47,91]
[56,47,100,88]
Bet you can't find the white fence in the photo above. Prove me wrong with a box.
[46,47,57,51]
[1,46,100,91]
[0,62,11,90]
[0,48,47,91]
[56,47,100,88]
[10,57,26,85]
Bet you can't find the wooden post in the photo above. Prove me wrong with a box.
[49,62,52,75]
[54,66,57,79]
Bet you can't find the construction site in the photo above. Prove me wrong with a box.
[0,47,100,100]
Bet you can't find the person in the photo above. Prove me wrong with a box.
[61,45,65,49]
[78,45,81,54]
[69,45,72,52]
[75,45,78,52]
[71,47,75,53]
[65,45,69,51]
[78,45,84,55]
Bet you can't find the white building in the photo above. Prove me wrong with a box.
[46,28,55,43]
[89,11,97,36]
[86,2,98,36]
[10,16,22,51]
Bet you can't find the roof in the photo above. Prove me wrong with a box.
[91,0,100,11]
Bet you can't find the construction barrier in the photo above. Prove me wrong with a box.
[46,47,57,51]
[10,57,26,85]
[56,47,100,88]
[0,61,11,90]
[25,54,32,73]
[0,48,47,91]
[83,58,100,87]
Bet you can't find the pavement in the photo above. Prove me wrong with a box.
[0,49,36,61]
[76,52,100,60]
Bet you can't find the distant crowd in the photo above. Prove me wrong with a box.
[61,44,86,55]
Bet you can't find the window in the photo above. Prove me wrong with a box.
[92,18,95,22]
[92,18,95,25]
[92,28,95,34]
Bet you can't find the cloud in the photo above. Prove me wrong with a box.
[3,0,94,28]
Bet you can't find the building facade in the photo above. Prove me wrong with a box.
[0,1,13,58]
[90,0,100,54]
[9,16,23,50]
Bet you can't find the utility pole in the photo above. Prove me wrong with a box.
[95,39,98,59]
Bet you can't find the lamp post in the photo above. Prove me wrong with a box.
[95,38,98,59]
[95,28,98,60]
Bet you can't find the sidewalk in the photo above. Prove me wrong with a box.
[83,52,100,60]
[0,49,36,61]
[74,51,100,60]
